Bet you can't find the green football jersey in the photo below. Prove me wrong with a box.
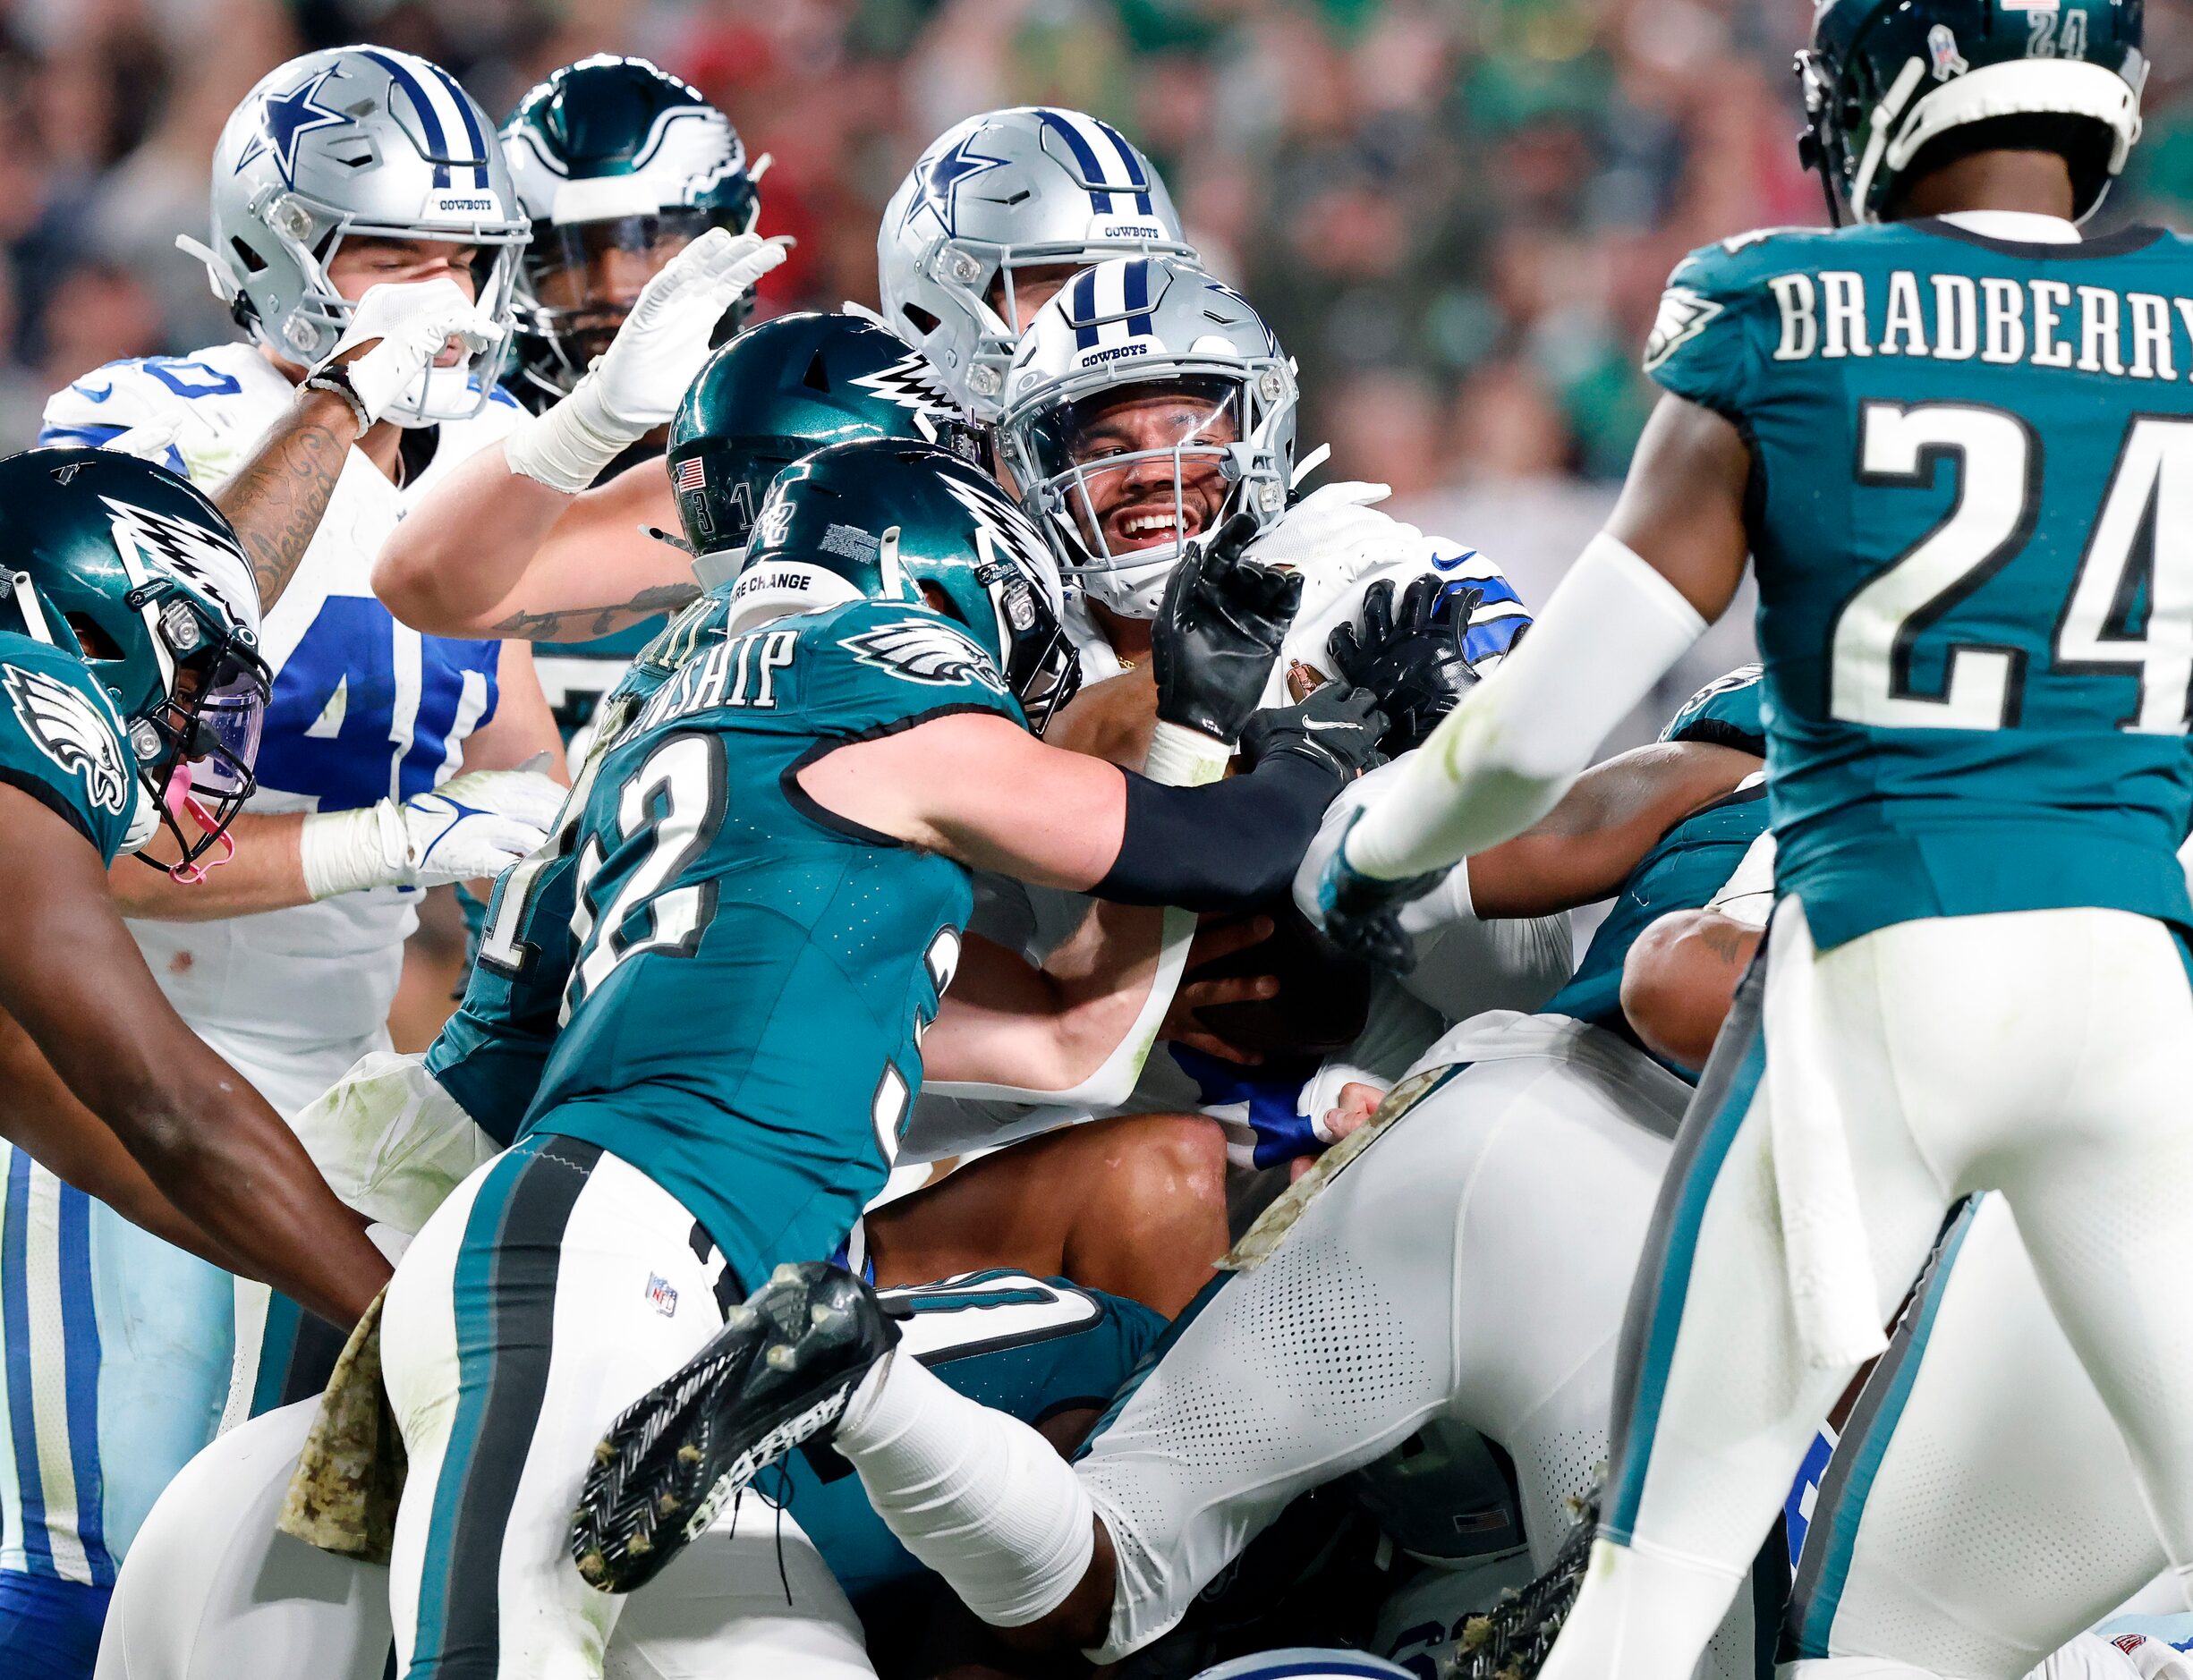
[523,597,1024,1288]
[0,632,137,864]
[1647,219,2193,949]
[427,598,729,1144]
[1541,668,1768,1056]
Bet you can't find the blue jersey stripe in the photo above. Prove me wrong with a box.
[53,1185,109,1586]
[359,50,452,191]
[3,1150,55,1576]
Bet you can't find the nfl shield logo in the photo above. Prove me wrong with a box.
[645,1274,679,1317]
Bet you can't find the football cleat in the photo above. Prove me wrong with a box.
[570,1260,903,1593]
[1455,1485,1600,1680]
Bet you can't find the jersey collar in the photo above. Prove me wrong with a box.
[1934,209,2080,245]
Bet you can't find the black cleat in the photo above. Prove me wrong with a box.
[1455,1485,1599,1680]
[570,1260,902,1593]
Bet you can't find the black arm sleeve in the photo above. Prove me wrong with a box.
[1092,755,1341,912]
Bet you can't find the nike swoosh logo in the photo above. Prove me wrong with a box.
[1431,549,1479,572]
[74,382,114,403]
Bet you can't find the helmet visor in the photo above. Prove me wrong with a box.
[1024,374,1242,575]
[138,626,269,876]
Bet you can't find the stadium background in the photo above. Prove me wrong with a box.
[16,0,2192,1034]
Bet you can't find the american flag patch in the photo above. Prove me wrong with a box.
[644,1274,679,1317]
[676,458,707,493]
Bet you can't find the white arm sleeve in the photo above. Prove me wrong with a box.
[1345,533,1709,879]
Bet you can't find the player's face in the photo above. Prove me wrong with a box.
[988,262,1081,335]
[1058,382,1238,556]
[327,236,487,366]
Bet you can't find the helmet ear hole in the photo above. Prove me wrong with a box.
[899,302,941,336]
[916,579,961,620]
[64,613,125,662]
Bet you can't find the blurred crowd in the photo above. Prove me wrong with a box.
[16,0,2193,673]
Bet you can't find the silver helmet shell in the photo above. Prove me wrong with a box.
[200,46,529,425]
[878,106,1196,421]
[997,256,1297,620]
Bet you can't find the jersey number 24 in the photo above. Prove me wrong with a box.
[1832,403,2193,734]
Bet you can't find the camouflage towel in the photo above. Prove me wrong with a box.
[277,1287,406,1563]
[1217,1063,1458,1273]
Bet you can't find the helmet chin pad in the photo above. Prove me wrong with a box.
[1073,553,1177,620]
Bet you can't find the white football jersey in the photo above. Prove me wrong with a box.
[43,344,526,1047]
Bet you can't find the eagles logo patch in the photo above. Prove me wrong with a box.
[840,619,1007,692]
[4,665,131,814]
[1643,284,1724,373]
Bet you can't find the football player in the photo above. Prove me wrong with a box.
[383,437,1381,1679]
[1318,3,2193,1677]
[366,102,1165,647]
[0,450,392,1680]
[18,45,572,1671]
[498,54,775,740]
[564,667,1774,1677]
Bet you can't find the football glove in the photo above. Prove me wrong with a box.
[1316,808,1450,973]
[1152,512,1302,745]
[593,228,794,430]
[309,277,497,428]
[1241,683,1387,781]
[507,228,794,493]
[301,768,567,899]
[1328,574,1485,757]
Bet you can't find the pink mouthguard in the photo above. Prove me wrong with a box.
[162,768,235,885]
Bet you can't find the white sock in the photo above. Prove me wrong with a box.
[834,1350,1097,1627]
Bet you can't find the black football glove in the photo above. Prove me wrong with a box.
[1327,575,1484,758]
[1317,810,1449,973]
[1152,512,1302,744]
[1241,683,1388,782]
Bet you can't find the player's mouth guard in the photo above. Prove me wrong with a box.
[161,764,236,885]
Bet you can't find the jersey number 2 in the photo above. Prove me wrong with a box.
[1832,403,2193,734]
[563,733,727,1019]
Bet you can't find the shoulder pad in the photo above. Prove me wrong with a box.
[1661,665,1765,758]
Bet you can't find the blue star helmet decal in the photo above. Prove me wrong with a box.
[904,130,1011,237]
[234,65,352,187]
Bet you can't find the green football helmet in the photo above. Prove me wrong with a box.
[1798,0,2146,225]
[729,437,1080,731]
[503,55,763,402]
[0,449,269,872]
[668,311,972,576]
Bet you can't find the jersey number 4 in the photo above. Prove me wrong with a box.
[1832,403,2193,734]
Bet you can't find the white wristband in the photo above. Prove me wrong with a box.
[299,802,408,901]
[1143,719,1232,787]
[501,374,645,495]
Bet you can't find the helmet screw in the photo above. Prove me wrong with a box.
[1258,369,1286,403]
[969,365,1002,397]
[128,720,161,764]
[946,250,982,285]
[284,316,319,355]
[269,196,314,242]
[1254,480,1284,515]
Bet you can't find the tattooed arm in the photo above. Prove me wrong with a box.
[373,440,697,640]
[1619,907,1760,1071]
[213,388,362,611]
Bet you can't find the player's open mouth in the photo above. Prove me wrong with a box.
[1104,501,1206,553]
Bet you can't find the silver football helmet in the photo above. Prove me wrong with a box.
[189,46,529,425]
[878,106,1196,422]
[996,256,1297,620]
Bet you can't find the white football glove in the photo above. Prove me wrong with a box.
[300,768,567,899]
[94,418,182,464]
[310,276,497,428]
[504,228,793,493]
